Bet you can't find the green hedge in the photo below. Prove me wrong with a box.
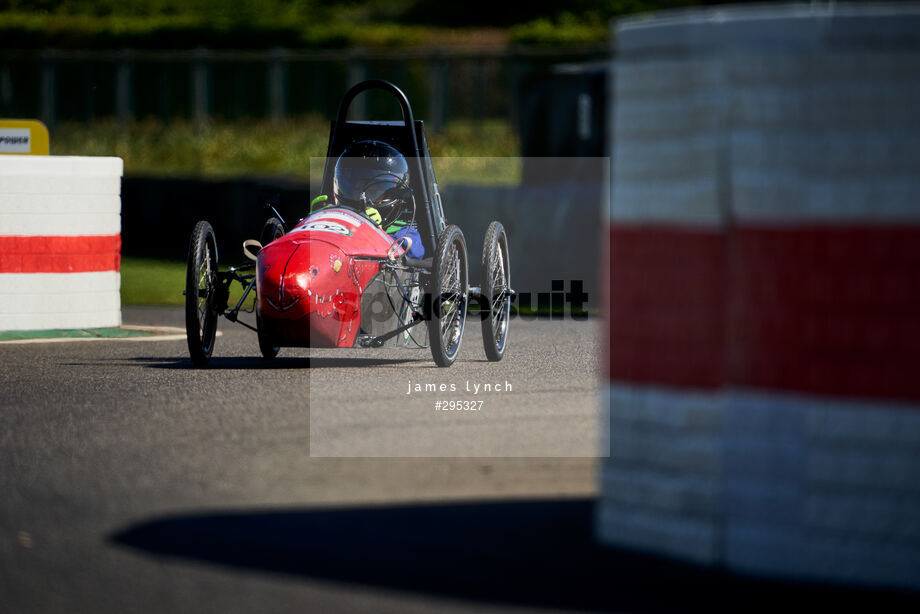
[0,11,612,50]
[509,15,608,47]
[508,1,701,46]
[0,1,712,49]
[0,12,445,49]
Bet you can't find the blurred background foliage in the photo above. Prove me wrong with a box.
[51,116,519,182]
[3,0,754,176]
[0,0,719,48]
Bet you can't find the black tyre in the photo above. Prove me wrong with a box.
[260,216,285,247]
[256,217,284,359]
[428,225,468,367]
[185,221,219,367]
[257,313,280,359]
[481,221,511,361]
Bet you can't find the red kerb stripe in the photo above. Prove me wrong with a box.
[609,227,726,389]
[609,224,920,401]
[0,235,121,273]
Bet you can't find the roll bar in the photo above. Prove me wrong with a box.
[325,79,437,256]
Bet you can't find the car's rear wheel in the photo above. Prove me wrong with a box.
[260,216,285,248]
[481,221,511,361]
[428,225,468,367]
[185,221,219,367]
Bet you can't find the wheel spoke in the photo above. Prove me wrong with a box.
[441,290,462,307]
[441,307,455,336]
[492,303,507,339]
[438,239,466,354]
[441,294,463,343]
[196,244,214,340]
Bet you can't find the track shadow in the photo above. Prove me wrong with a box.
[110,499,914,612]
[123,355,428,370]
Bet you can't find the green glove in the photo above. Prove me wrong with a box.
[310,194,328,212]
[384,220,406,234]
[365,207,382,226]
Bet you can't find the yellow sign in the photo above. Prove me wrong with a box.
[0,119,50,155]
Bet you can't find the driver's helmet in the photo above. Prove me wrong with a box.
[333,140,411,227]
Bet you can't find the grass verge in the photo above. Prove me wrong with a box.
[121,257,254,308]
[121,258,187,306]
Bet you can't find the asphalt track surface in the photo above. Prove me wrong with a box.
[1,307,916,613]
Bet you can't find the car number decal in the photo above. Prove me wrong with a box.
[298,220,353,236]
[310,211,365,227]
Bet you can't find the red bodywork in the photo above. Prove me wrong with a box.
[256,207,404,347]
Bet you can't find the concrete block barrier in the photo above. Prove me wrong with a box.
[600,3,920,589]
[0,156,123,331]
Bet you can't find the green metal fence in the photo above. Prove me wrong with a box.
[0,45,608,129]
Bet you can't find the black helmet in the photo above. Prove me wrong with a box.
[333,140,411,226]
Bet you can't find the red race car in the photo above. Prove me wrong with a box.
[184,80,513,367]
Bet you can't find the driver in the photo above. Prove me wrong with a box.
[310,140,424,258]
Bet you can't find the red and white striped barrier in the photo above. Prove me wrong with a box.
[0,156,123,331]
[600,5,920,589]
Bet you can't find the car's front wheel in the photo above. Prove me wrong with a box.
[481,221,511,361]
[185,220,219,367]
[428,225,469,367]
